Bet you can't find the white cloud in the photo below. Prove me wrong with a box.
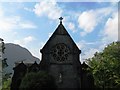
[0,5,37,33]
[24,36,35,43]
[14,36,35,47]
[19,21,37,29]
[0,7,4,17]
[81,48,99,61]
[14,37,43,60]
[76,40,87,49]
[77,40,102,62]
[78,7,114,36]
[67,22,76,33]
[98,43,108,51]
[1,0,118,2]
[28,47,41,60]
[62,16,78,33]
[80,31,87,37]
[77,8,118,61]
[24,7,33,12]
[33,0,62,20]
[102,12,118,42]
[93,0,118,2]
[0,16,19,32]
[77,40,98,50]
[0,16,37,32]
[78,10,97,33]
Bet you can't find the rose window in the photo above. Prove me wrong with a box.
[51,43,70,62]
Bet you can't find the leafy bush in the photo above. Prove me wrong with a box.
[19,71,57,90]
[2,79,11,90]
[87,42,120,88]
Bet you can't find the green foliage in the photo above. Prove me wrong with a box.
[20,71,57,90]
[87,42,120,88]
[0,40,5,53]
[1,40,11,90]
[1,79,11,90]
[2,58,11,85]
[2,58,8,69]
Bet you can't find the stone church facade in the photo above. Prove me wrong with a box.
[11,17,94,89]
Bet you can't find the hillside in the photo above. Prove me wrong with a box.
[3,43,40,74]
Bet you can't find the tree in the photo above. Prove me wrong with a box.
[0,39,11,90]
[19,71,57,90]
[87,42,120,88]
[2,58,11,90]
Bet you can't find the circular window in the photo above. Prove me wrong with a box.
[51,43,70,62]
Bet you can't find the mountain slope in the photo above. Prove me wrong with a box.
[3,43,40,74]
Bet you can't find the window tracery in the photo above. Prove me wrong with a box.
[51,43,70,62]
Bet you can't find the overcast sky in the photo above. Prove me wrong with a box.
[0,0,119,62]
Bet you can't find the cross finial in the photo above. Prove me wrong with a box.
[21,61,23,63]
[59,17,63,24]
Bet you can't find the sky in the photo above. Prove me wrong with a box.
[0,0,119,62]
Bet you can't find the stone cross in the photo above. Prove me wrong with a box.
[59,17,63,24]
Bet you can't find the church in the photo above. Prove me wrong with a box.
[11,17,94,89]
